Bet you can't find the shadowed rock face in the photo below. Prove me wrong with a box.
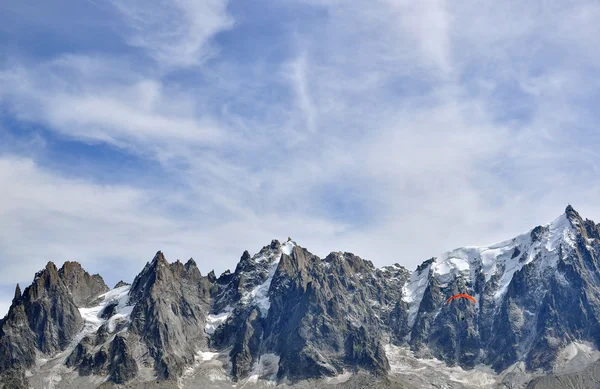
[24,262,84,354]
[402,206,600,376]
[58,261,110,307]
[0,262,84,388]
[128,252,213,380]
[211,241,408,382]
[64,253,215,383]
[66,331,138,384]
[0,285,37,371]
[114,280,130,289]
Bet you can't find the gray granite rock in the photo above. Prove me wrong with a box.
[58,261,110,307]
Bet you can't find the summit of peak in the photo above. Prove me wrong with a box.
[60,261,83,270]
[281,238,296,256]
[565,204,583,225]
[12,284,21,304]
[285,237,299,245]
[147,251,170,269]
[45,261,58,272]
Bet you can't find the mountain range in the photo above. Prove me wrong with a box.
[2,205,600,389]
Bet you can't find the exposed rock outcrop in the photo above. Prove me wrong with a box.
[58,261,110,307]
[0,262,84,388]
[128,252,213,380]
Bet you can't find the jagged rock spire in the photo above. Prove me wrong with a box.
[114,280,130,289]
[566,204,580,220]
[12,283,21,305]
[207,270,216,283]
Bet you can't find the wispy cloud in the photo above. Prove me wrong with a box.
[2,0,600,318]
[108,0,234,69]
[0,56,225,153]
[286,54,317,133]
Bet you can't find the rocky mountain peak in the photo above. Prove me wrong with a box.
[152,250,168,264]
[564,204,586,230]
[416,257,435,274]
[129,250,190,302]
[12,284,21,305]
[126,252,212,380]
[0,260,84,383]
[131,250,208,291]
[59,260,83,272]
[6,212,600,388]
[565,204,579,219]
[29,261,61,298]
[236,250,253,269]
[185,257,197,269]
[207,269,217,283]
[58,261,109,307]
[114,280,130,288]
[564,204,600,242]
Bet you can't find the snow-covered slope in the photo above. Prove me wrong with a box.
[403,212,577,325]
[398,206,600,380]
[78,285,133,335]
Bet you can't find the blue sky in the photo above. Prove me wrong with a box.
[2,0,600,316]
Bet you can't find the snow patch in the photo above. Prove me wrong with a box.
[404,212,577,307]
[78,285,133,337]
[243,258,281,316]
[402,263,431,328]
[432,254,470,281]
[198,351,218,361]
[555,270,570,287]
[281,239,295,256]
[547,213,576,251]
[419,212,576,304]
[205,306,232,335]
[182,350,221,378]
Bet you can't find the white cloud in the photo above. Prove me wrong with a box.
[285,54,317,133]
[2,0,600,306]
[384,0,452,73]
[0,57,225,154]
[109,0,234,69]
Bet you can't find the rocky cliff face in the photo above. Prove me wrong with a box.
[400,206,600,378]
[209,240,405,381]
[64,252,215,385]
[127,252,213,380]
[0,262,84,388]
[58,261,110,307]
[2,206,600,389]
